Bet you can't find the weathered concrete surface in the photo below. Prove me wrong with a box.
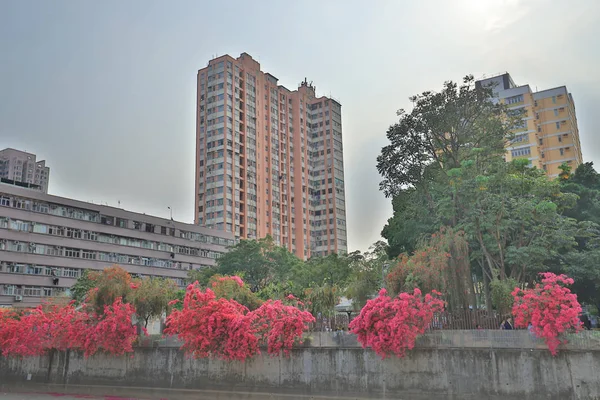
[2,347,600,400]
[0,393,150,400]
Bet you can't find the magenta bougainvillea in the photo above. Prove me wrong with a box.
[0,298,139,358]
[349,288,444,359]
[165,280,314,360]
[164,283,258,361]
[250,298,315,356]
[512,272,582,355]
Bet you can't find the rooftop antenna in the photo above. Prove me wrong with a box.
[168,206,173,221]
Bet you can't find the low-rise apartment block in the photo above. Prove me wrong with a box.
[0,182,234,308]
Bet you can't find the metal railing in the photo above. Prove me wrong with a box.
[309,310,504,332]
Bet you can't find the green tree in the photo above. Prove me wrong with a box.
[214,236,301,292]
[376,75,514,196]
[187,265,218,286]
[376,75,587,309]
[86,265,134,314]
[171,289,186,311]
[70,269,95,305]
[561,162,600,225]
[291,253,353,290]
[457,159,578,284]
[208,274,263,310]
[558,163,600,310]
[130,277,178,328]
[490,278,518,316]
[345,242,389,310]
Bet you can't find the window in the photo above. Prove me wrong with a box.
[9,219,30,232]
[506,95,524,105]
[552,96,556,104]
[558,135,562,143]
[560,148,565,156]
[45,246,61,256]
[26,265,45,275]
[554,109,559,116]
[83,231,98,241]
[62,268,79,278]
[81,250,96,260]
[511,147,531,158]
[0,196,10,206]
[64,248,80,258]
[556,122,560,130]
[512,134,528,144]
[65,228,81,239]
[539,138,543,145]
[23,286,42,297]
[2,285,16,295]
[7,264,24,273]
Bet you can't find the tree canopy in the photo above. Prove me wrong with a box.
[378,75,600,312]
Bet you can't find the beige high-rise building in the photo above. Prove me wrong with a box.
[0,148,50,193]
[476,73,583,177]
[194,53,348,259]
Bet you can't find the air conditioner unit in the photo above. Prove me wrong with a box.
[14,295,23,302]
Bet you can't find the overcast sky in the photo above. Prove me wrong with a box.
[1,0,599,252]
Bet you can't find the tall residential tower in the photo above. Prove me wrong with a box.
[476,73,583,177]
[195,53,347,259]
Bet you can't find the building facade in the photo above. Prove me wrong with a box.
[194,53,347,259]
[476,73,583,177]
[0,182,235,308]
[0,148,50,193]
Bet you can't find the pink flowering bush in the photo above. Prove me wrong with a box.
[164,282,258,361]
[251,298,315,356]
[512,272,582,355]
[0,298,140,358]
[165,279,314,361]
[349,288,444,358]
[79,298,138,357]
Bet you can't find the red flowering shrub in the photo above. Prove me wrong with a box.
[0,303,90,357]
[0,298,139,358]
[79,298,138,357]
[165,280,314,360]
[0,308,47,357]
[164,282,258,361]
[349,288,444,359]
[250,298,315,356]
[512,272,582,355]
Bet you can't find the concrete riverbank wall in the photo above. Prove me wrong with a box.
[1,331,600,400]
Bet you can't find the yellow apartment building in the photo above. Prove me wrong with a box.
[476,73,583,177]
